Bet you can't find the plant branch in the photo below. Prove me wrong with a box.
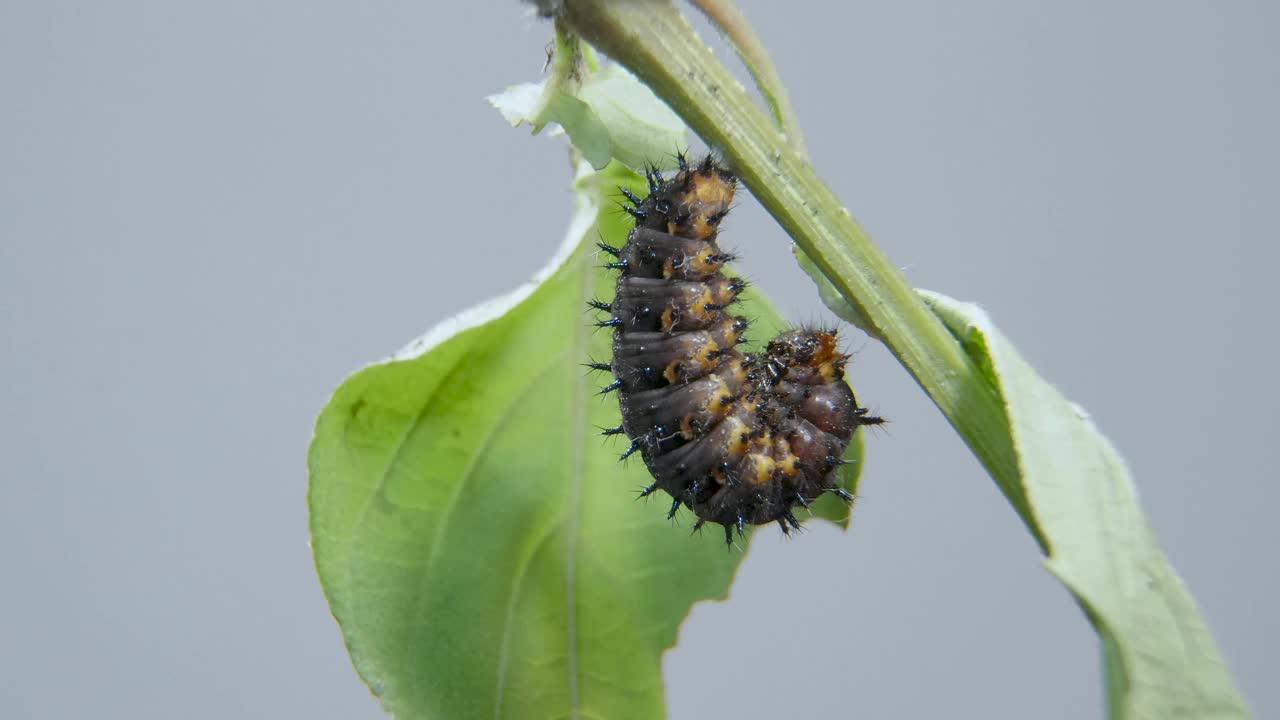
[558,0,1043,546]
[684,0,807,157]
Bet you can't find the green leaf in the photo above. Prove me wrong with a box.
[487,80,613,168]
[920,290,1249,720]
[308,159,865,719]
[544,92,614,169]
[488,80,551,129]
[574,64,687,171]
[487,63,686,171]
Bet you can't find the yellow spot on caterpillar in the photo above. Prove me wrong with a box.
[683,172,736,207]
[727,359,747,385]
[691,248,720,275]
[817,361,837,382]
[705,378,732,419]
[709,278,735,306]
[694,339,719,369]
[691,287,714,321]
[687,216,711,240]
[660,307,676,332]
[663,360,681,384]
[746,454,776,485]
[774,438,802,477]
[785,456,802,476]
[723,416,749,457]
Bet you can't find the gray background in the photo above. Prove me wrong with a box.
[2,1,1276,718]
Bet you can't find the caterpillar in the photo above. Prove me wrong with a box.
[589,154,884,546]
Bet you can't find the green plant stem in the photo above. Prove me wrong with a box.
[685,0,807,157]
[558,0,1044,547]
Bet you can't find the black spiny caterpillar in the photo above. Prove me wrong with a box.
[590,154,884,546]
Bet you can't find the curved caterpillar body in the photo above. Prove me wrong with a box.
[591,155,884,545]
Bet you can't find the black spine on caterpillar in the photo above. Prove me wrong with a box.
[592,155,884,545]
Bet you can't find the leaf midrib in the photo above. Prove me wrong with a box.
[562,214,599,720]
[495,233,598,717]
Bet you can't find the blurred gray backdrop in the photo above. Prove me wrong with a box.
[2,1,1276,718]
